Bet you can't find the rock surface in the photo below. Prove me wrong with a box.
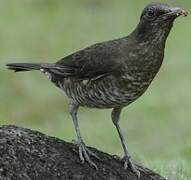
[0,125,166,180]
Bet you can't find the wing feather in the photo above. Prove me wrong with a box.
[43,40,124,80]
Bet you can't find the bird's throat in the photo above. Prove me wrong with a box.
[133,20,174,46]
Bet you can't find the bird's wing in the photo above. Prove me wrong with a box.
[43,41,124,80]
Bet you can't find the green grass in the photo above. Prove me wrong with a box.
[145,159,191,180]
[0,1,191,179]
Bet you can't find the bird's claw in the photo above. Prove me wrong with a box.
[73,140,99,170]
[121,155,140,179]
[85,147,100,160]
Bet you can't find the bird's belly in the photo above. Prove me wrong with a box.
[58,75,151,109]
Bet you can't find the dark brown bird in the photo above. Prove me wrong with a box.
[6,3,187,178]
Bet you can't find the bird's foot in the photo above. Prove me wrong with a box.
[114,155,140,178]
[72,140,99,170]
[121,155,140,178]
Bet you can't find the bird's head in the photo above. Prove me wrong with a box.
[135,3,188,40]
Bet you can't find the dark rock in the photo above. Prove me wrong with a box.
[0,125,166,180]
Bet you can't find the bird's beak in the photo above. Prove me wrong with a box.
[168,7,188,17]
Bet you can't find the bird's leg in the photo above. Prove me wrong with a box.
[69,102,99,169]
[111,107,140,178]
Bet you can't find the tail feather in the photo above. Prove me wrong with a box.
[6,63,42,72]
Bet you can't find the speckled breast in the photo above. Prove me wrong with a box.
[57,73,152,109]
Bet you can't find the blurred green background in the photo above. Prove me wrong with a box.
[0,0,190,179]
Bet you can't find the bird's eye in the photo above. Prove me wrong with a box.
[147,9,155,17]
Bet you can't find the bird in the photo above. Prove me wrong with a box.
[6,3,187,178]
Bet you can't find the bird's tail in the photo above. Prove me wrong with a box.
[6,63,42,72]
